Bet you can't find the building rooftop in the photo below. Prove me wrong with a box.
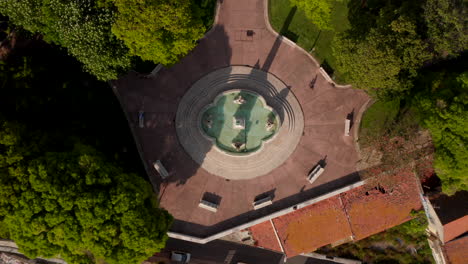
[341,168,422,240]
[443,216,468,243]
[272,195,352,256]
[249,167,422,257]
[444,235,468,264]
[249,221,282,252]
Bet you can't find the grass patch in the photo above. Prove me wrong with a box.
[268,0,350,82]
[359,99,400,145]
[359,98,422,147]
[317,211,434,264]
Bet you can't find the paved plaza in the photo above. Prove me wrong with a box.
[113,0,369,238]
[176,66,304,179]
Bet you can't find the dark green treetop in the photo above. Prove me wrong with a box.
[0,121,173,264]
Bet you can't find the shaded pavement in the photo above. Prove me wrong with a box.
[146,238,284,264]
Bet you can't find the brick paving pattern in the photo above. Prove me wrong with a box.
[113,0,369,237]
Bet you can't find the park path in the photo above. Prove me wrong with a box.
[113,0,369,238]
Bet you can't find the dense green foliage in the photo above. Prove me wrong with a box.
[331,0,467,97]
[423,0,467,57]
[0,123,172,264]
[111,0,208,65]
[415,71,468,194]
[0,35,172,263]
[289,0,342,30]
[0,0,217,79]
[0,0,133,80]
[318,211,433,263]
[333,1,431,97]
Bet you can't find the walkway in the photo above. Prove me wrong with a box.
[113,0,369,238]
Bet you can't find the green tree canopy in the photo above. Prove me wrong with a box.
[111,0,207,65]
[332,0,467,98]
[423,0,467,57]
[290,0,342,30]
[0,25,172,263]
[333,11,430,97]
[0,120,173,264]
[0,0,133,80]
[415,71,468,194]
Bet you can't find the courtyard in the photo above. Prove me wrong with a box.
[113,0,369,238]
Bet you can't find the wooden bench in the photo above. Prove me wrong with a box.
[308,164,325,184]
[253,196,273,210]
[344,118,351,136]
[153,160,169,179]
[198,199,219,212]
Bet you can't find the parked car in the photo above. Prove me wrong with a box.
[170,251,191,263]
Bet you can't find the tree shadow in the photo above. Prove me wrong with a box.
[263,6,296,71]
[347,108,355,129]
[231,91,258,153]
[201,96,227,151]
[279,6,297,35]
[320,59,334,76]
[311,30,322,50]
[169,171,361,237]
[112,24,233,192]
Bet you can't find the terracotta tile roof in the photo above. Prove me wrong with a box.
[272,195,352,256]
[249,220,282,252]
[249,168,423,257]
[444,215,468,243]
[444,235,468,264]
[341,169,422,240]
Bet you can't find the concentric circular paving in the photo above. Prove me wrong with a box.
[176,66,304,179]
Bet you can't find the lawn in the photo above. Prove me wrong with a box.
[359,99,400,146]
[358,98,422,148]
[268,0,350,82]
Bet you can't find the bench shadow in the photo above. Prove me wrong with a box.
[202,192,223,205]
[308,155,327,176]
[169,171,361,237]
[112,24,233,194]
[254,188,276,202]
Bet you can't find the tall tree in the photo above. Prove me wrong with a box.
[290,0,342,30]
[333,12,430,97]
[0,22,172,263]
[423,0,467,57]
[111,0,207,65]
[0,120,173,264]
[415,71,468,194]
[0,0,132,80]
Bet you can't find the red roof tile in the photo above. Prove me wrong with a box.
[249,220,282,252]
[444,215,468,243]
[445,235,468,264]
[341,168,422,240]
[250,167,423,258]
[272,196,352,256]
